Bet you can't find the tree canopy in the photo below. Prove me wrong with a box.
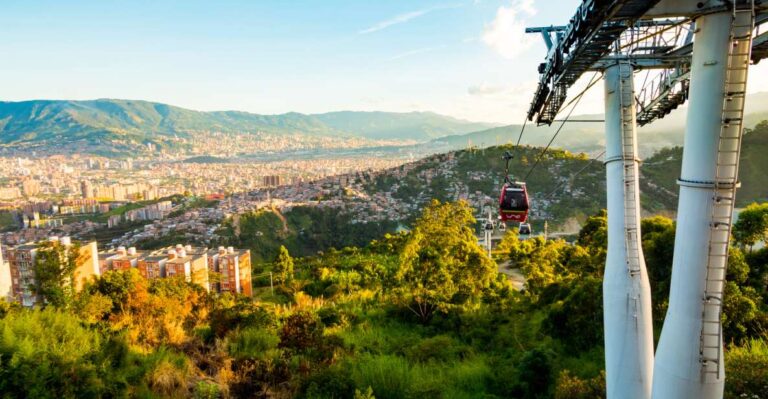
[394,200,497,322]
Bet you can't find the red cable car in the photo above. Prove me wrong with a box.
[498,150,530,223]
[499,181,529,223]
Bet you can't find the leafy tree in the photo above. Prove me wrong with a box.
[722,282,766,345]
[641,216,676,323]
[33,240,84,308]
[394,200,497,323]
[733,202,768,250]
[543,276,603,351]
[517,348,554,399]
[577,210,607,251]
[745,247,768,296]
[274,245,295,285]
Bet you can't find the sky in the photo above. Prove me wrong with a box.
[1,0,767,124]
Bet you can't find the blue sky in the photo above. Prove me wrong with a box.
[1,0,766,124]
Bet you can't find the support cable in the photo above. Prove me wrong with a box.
[523,72,602,181]
[515,118,529,147]
[541,150,606,200]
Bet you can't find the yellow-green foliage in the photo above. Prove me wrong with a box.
[1,203,767,398]
[724,339,768,399]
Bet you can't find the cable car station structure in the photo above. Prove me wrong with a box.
[525,1,767,398]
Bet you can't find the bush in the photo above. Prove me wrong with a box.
[405,335,469,363]
[0,309,108,398]
[194,381,221,399]
[554,370,606,399]
[143,347,193,397]
[279,311,325,355]
[725,339,768,398]
[301,365,356,399]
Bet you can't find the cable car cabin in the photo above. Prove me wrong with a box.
[499,182,529,223]
[499,222,507,232]
[484,220,494,231]
[518,223,532,235]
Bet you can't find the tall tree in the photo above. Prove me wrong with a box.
[733,202,768,250]
[394,200,497,323]
[274,245,294,284]
[33,240,84,308]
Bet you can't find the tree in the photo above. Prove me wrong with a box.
[733,202,768,250]
[641,216,676,323]
[33,240,84,308]
[274,245,295,284]
[394,200,497,323]
[577,209,607,250]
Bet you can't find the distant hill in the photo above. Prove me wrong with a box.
[640,120,768,209]
[315,111,493,141]
[0,99,493,155]
[363,119,768,231]
[430,92,768,158]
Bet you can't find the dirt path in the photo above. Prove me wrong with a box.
[497,259,525,291]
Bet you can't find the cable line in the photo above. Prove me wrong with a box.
[523,72,602,181]
[541,150,606,200]
[515,117,529,147]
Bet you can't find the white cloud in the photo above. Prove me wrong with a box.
[468,82,506,96]
[360,4,462,35]
[482,0,537,59]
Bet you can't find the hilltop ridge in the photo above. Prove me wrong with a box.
[0,99,493,155]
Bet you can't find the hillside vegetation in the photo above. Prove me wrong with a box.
[641,120,768,208]
[2,201,766,398]
[373,120,768,230]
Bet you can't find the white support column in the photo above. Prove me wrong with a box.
[603,61,654,399]
[652,12,733,399]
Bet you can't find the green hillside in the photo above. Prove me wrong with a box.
[641,120,768,208]
[0,99,493,154]
[364,145,606,232]
[365,120,768,232]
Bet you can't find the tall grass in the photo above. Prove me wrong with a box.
[348,354,493,399]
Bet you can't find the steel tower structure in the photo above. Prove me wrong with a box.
[525,1,767,398]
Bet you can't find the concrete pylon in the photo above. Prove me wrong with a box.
[653,10,752,399]
[603,61,654,399]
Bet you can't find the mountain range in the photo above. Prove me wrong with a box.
[2,93,767,158]
[430,92,768,157]
[0,99,493,155]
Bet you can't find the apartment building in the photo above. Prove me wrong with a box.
[4,236,99,306]
[208,246,252,297]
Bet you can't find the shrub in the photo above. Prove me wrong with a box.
[143,347,193,397]
[301,365,356,399]
[194,381,221,399]
[725,339,768,398]
[554,370,606,399]
[279,311,325,355]
[405,335,469,363]
[0,308,109,398]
